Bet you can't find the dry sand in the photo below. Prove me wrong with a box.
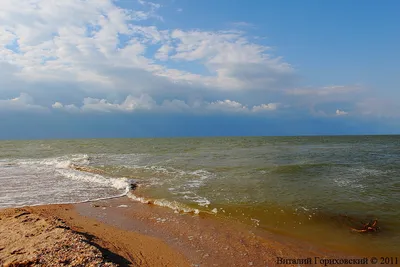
[0,208,117,267]
[0,197,381,267]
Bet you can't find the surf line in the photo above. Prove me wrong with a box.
[67,163,139,202]
[68,163,211,216]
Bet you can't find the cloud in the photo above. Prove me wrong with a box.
[52,94,282,115]
[168,29,295,90]
[252,103,281,112]
[154,44,173,61]
[206,100,248,113]
[0,0,390,121]
[0,0,292,91]
[52,102,63,109]
[52,101,80,113]
[80,94,156,113]
[0,93,47,112]
[335,109,348,116]
[0,0,299,111]
[138,0,162,9]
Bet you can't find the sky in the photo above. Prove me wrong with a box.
[0,0,399,139]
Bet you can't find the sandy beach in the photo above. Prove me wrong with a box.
[1,196,383,267]
[1,0,400,263]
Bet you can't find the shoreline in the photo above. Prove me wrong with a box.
[0,197,388,267]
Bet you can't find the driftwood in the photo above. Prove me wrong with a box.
[350,219,379,233]
[339,215,380,233]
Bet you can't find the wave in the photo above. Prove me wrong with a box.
[56,169,129,192]
[127,192,201,214]
[126,191,218,215]
[2,154,215,215]
[16,154,91,169]
[4,154,131,201]
[118,164,216,214]
[110,164,215,208]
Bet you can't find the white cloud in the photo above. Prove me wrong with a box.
[52,101,80,112]
[252,103,280,112]
[155,44,173,61]
[0,0,381,119]
[336,109,348,116]
[52,94,282,115]
[0,93,47,111]
[0,0,297,110]
[53,95,158,113]
[52,102,63,109]
[138,0,161,10]
[167,29,294,90]
[206,100,248,113]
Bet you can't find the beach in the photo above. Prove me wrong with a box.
[1,136,399,266]
[1,0,399,263]
[0,196,384,267]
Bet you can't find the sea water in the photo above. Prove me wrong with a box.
[0,136,399,255]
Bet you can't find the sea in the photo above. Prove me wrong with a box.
[0,136,399,256]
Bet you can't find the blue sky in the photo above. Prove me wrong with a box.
[0,0,399,139]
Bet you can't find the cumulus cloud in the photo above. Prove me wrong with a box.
[0,0,298,108]
[206,100,248,113]
[335,109,348,116]
[252,103,280,112]
[168,29,295,90]
[79,95,157,113]
[0,93,47,112]
[52,94,282,115]
[52,102,63,109]
[0,0,381,119]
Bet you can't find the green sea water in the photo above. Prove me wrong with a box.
[1,136,399,255]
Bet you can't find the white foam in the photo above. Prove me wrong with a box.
[56,160,73,169]
[0,154,130,208]
[127,192,200,215]
[56,169,129,191]
[17,154,130,192]
[2,154,214,212]
[16,154,90,169]
[122,164,215,208]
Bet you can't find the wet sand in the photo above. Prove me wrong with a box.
[1,197,385,266]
